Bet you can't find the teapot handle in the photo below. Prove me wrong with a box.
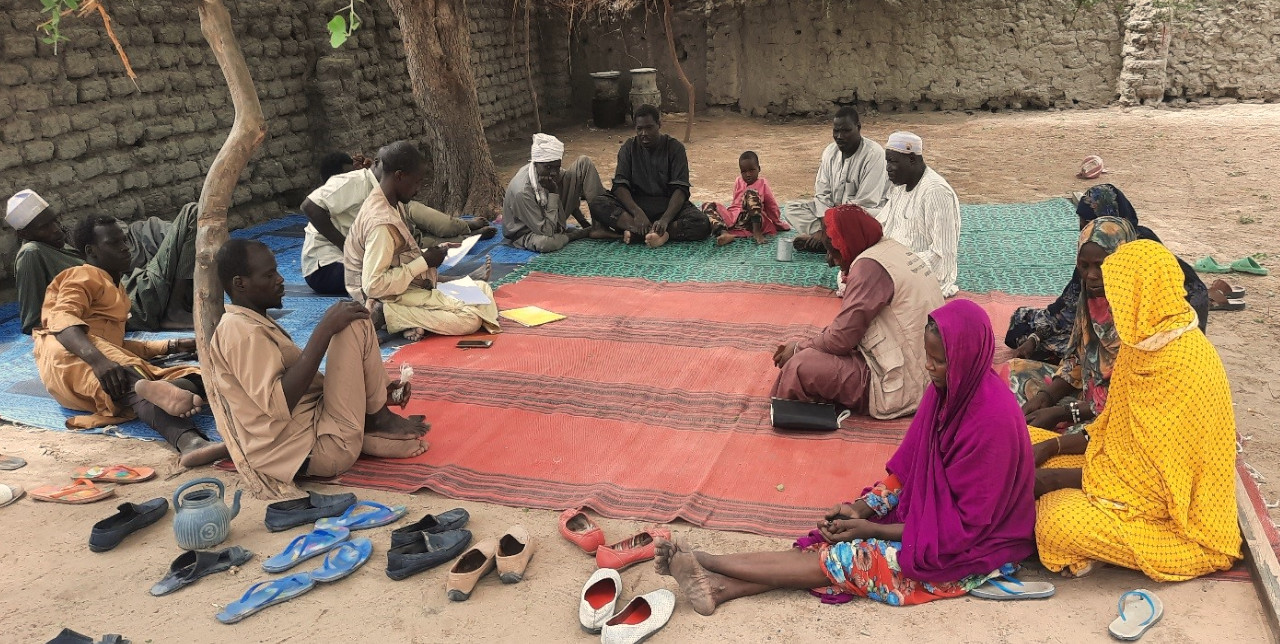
[173,477,226,509]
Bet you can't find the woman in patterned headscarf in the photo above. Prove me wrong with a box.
[1011,217,1135,434]
[1029,240,1240,581]
[1004,184,1208,362]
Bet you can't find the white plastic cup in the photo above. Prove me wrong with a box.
[777,237,794,262]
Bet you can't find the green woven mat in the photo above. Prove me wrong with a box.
[496,198,1078,296]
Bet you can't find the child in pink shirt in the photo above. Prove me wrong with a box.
[702,151,788,245]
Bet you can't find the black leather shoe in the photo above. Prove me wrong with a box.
[386,529,472,581]
[264,491,357,532]
[389,508,471,548]
[89,498,169,552]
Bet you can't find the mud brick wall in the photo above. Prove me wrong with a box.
[1164,1,1280,103]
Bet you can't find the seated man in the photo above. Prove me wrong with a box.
[772,205,944,418]
[208,239,428,499]
[876,132,961,297]
[503,133,610,251]
[787,107,890,252]
[8,189,196,334]
[344,141,500,340]
[300,152,495,295]
[32,215,225,467]
[587,104,711,247]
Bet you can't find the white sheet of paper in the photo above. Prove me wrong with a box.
[439,233,482,270]
[437,277,492,305]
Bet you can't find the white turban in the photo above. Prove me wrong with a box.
[886,131,924,156]
[6,189,49,230]
[530,133,565,163]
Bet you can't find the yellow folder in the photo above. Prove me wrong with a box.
[499,306,567,327]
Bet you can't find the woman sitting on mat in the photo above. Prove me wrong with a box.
[771,205,944,419]
[1005,183,1208,363]
[1012,217,1134,434]
[658,299,1037,613]
[1031,240,1241,581]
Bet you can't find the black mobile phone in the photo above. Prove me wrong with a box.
[457,340,493,348]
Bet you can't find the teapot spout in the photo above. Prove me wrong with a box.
[229,489,243,520]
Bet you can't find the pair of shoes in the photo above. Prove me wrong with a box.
[1209,279,1247,311]
[386,508,472,581]
[215,539,373,624]
[579,568,676,642]
[264,491,357,532]
[559,508,669,569]
[89,498,169,552]
[446,525,536,601]
[1196,256,1270,276]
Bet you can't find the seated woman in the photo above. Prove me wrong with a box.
[657,300,1037,613]
[1005,184,1208,362]
[771,205,944,419]
[1012,216,1133,434]
[1031,240,1240,581]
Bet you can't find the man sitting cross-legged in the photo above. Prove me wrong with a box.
[32,215,225,467]
[208,239,429,498]
[786,107,890,252]
[502,133,612,251]
[344,141,500,341]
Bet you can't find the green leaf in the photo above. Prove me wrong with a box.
[41,0,58,10]
[66,0,80,9]
[41,35,59,44]
[327,15,348,48]
[350,12,361,31]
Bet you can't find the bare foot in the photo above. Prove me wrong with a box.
[175,432,229,468]
[622,230,632,245]
[669,546,720,616]
[645,231,670,248]
[362,435,429,459]
[366,406,430,439]
[654,537,675,576]
[403,327,427,342]
[715,232,735,246]
[477,226,498,240]
[135,380,203,418]
[589,224,623,240]
[467,257,492,282]
[753,232,767,245]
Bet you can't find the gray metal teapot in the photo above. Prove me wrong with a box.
[172,477,242,550]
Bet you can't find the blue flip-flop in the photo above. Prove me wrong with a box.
[216,573,315,624]
[262,527,350,573]
[314,500,407,531]
[310,537,373,583]
[1109,589,1163,640]
[969,572,1057,600]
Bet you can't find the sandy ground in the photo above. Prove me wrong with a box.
[3,105,1279,643]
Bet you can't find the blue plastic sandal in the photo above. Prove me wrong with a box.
[216,573,315,624]
[1109,589,1163,640]
[262,527,350,573]
[969,572,1056,600]
[314,500,408,532]
[310,538,373,583]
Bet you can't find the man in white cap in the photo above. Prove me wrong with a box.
[300,149,496,295]
[877,131,961,297]
[502,133,607,252]
[7,189,197,335]
[786,107,890,252]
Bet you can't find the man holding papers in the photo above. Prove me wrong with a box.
[343,141,500,341]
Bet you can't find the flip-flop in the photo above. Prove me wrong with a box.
[310,537,373,583]
[0,484,24,508]
[30,479,116,504]
[1194,257,1232,273]
[1210,279,1246,299]
[1108,589,1163,641]
[215,573,315,624]
[71,465,155,484]
[262,527,350,573]
[151,546,255,596]
[969,574,1057,600]
[1231,257,1270,276]
[0,454,26,471]
[314,500,407,531]
[1209,297,1247,312]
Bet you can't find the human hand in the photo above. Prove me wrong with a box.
[91,360,133,399]
[819,518,875,543]
[169,338,197,355]
[651,219,669,237]
[317,300,370,338]
[824,503,857,522]
[1021,391,1052,415]
[1026,405,1070,430]
[423,242,460,268]
[1012,337,1037,360]
[351,154,374,169]
[772,342,798,368]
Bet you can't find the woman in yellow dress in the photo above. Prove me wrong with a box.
[1031,239,1241,581]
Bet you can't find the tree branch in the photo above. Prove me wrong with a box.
[661,0,694,142]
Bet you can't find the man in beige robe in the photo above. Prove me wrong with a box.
[208,238,429,499]
[343,141,500,341]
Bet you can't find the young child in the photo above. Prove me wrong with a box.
[701,151,788,246]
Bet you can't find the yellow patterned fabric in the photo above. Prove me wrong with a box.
[1034,240,1241,581]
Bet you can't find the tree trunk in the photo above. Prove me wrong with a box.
[193,0,273,493]
[662,0,694,143]
[386,0,504,217]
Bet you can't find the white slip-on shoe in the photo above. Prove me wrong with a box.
[600,588,676,644]
[579,568,622,634]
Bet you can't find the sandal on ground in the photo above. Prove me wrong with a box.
[0,484,24,508]
[71,465,155,484]
[1209,279,1246,299]
[1208,288,1247,311]
[969,573,1056,600]
[314,500,407,532]
[1108,589,1163,641]
[1231,257,1269,276]
[310,538,373,583]
[151,546,255,596]
[262,527,350,573]
[1194,256,1232,273]
[0,454,26,471]
[215,573,315,624]
[30,479,116,504]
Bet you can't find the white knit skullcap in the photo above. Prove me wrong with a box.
[6,189,49,230]
[886,131,924,156]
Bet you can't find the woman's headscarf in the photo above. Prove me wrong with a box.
[1079,240,1240,580]
[1079,215,1137,257]
[1077,184,1138,230]
[882,299,1036,582]
[822,204,883,274]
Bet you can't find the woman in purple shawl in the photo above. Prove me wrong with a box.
[655,299,1038,613]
